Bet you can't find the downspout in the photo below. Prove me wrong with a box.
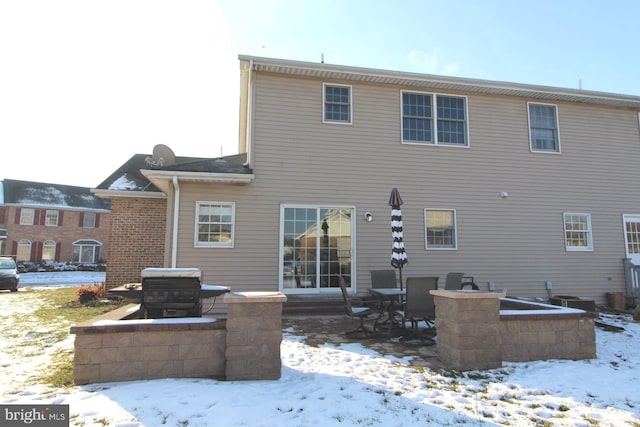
[245,59,254,168]
[171,176,180,268]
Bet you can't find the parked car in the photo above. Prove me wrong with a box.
[0,257,19,292]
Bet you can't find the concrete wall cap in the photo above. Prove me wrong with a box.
[224,291,288,304]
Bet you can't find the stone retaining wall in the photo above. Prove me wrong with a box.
[500,315,596,362]
[432,290,596,371]
[71,292,286,385]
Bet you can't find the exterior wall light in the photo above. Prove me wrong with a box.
[364,212,373,222]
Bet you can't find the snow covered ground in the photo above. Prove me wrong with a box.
[18,271,106,288]
[0,286,639,426]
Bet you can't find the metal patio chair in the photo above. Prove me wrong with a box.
[338,275,382,338]
[398,276,438,345]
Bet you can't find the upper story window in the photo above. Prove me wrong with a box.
[45,210,59,226]
[195,202,235,248]
[425,209,457,250]
[20,208,35,225]
[323,83,351,124]
[528,103,560,153]
[402,91,468,146]
[82,212,96,228]
[563,213,593,251]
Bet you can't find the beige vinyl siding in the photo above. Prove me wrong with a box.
[173,71,640,304]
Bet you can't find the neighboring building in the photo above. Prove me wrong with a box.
[94,55,640,304]
[0,179,110,265]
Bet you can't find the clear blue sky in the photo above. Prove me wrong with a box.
[1,0,639,186]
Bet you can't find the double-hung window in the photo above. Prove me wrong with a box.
[83,212,96,228]
[45,210,59,226]
[563,213,593,251]
[195,202,235,248]
[425,209,457,250]
[20,208,34,225]
[43,240,56,260]
[323,84,351,124]
[528,103,560,152]
[402,91,468,146]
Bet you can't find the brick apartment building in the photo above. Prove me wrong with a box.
[0,179,111,265]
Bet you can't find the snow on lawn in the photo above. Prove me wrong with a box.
[0,288,639,426]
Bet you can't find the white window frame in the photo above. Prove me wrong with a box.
[43,240,56,261]
[401,90,469,147]
[194,201,235,248]
[323,83,352,124]
[83,212,96,228]
[17,239,31,261]
[72,240,102,263]
[20,208,34,225]
[45,210,59,226]
[563,213,593,251]
[425,209,458,250]
[528,102,561,153]
[279,204,355,294]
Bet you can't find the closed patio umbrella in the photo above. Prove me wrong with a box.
[389,188,408,290]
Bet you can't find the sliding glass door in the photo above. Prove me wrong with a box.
[281,206,353,292]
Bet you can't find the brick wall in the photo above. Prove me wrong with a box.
[105,198,167,289]
[1,205,110,262]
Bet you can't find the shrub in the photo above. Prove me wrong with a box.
[76,283,106,304]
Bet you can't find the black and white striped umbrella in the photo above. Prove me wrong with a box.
[389,188,408,290]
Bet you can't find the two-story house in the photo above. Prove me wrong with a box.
[1,179,110,266]
[94,55,640,305]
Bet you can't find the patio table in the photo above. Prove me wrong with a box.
[370,287,406,336]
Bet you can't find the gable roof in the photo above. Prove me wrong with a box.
[1,179,110,211]
[94,153,253,197]
[240,55,640,109]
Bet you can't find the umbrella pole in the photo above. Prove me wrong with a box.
[398,267,403,291]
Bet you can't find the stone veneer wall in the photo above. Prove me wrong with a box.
[105,197,167,289]
[224,292,286,381]
[432,290,597,371]
[500,315,596,362]
[71,292,286,385]
[433,291,503,371]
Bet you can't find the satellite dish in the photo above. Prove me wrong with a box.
[152,144,176,167]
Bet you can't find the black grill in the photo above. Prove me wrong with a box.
[141,268,202,318]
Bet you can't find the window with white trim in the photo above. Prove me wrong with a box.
[72,239,102,263]
[43,240,56,260]
[20,208,34,225]
[323,84,351,124]
[83,212,96,228]
[195,202,235,247]
[45,210,59,226]
[563,213,593,251]
[402,91,468,146]
[17,239,31,261]
[528,103,560,152]
[425,209,457,249]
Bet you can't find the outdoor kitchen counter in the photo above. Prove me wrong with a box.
[108,283,230,301]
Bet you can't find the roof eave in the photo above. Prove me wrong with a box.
[239,55,640,109]
[91,189,167,199]
[140,170,255,192]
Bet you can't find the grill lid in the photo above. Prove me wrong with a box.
[141,268,202,280]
